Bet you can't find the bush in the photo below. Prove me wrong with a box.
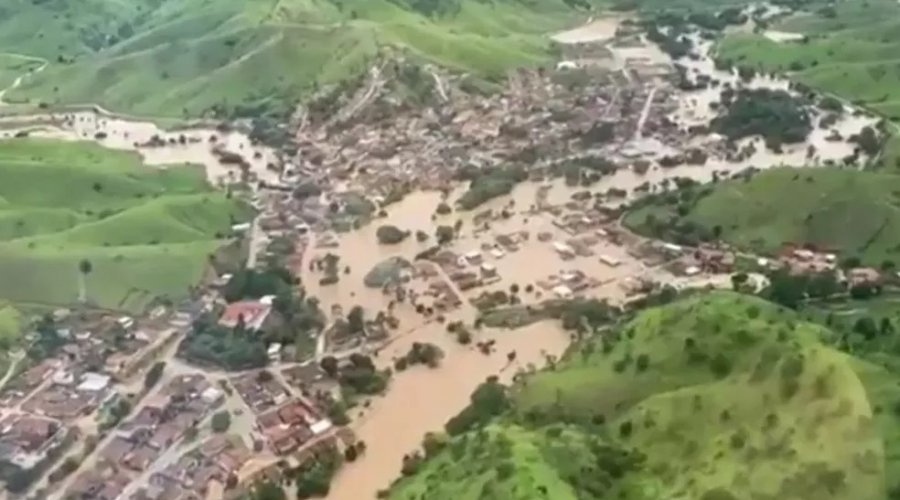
[435,202,452,215]
[635,354,650,372]
[709,353,732,378]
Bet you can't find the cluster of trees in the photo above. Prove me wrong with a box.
[320,353,389,397]
[179,313,269,370]
[27,314,69,360]
[445,376,509,436]
[850,126,882,156]
[456,166,527,210]
[394,342,443,370]
[293,448,342,499]
[711,89,812,149]
[645,23,693,59]
[764,269,881,309]
[223,267,296,302]
[551,298,617,331]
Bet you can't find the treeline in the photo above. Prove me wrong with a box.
[455,165,528,210]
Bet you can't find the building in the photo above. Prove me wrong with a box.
[218,301,274,331]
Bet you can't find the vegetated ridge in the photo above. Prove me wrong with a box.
[0,138,251,312]
[1,0,595,120]
[389,291,896,500]
[623,167,900,265]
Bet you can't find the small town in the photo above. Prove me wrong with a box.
[0,4,893,500]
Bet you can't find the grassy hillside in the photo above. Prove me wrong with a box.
[715,0,900,164]
[391,292,895,500]
[716,0,900,113]
[624,168,900,265]
[0,0,591,119]
[0,138,251,312]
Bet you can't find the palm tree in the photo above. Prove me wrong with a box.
[78,259,92,303]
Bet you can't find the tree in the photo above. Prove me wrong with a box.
[347,306,365,334]
[211,410,231,433]
[730,272,748,290]
[636,354,650,372]
[251,481,287,500]
[853,317,878,340]
[144,361,166,390]
[436,225,454,244]
[376,225,409,245]
[320,356,339,378]
[881,317,895,336]
[435,202,452,215]
[78,259,93,303]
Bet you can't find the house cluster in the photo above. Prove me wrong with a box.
[132,434,251,500]
[288,53,685,211]
[777,246,884,287]
[230,371,290,414]
[69,375,223,500]
[255,398,333,456]
[21,369,114,419]
[0,413,67,470]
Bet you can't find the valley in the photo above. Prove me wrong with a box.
[0,1,898,500]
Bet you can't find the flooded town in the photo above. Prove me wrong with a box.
[0,4,886,500]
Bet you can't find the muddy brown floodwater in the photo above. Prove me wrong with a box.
[326,320,569,500]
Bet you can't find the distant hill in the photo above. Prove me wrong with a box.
[0,0,594,119]
[623,167,900,265]
[390,291,897,500]
[0,138,251,311]
[714,0,900,167]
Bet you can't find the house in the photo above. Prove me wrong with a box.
[847,267,881,287]
[218,301,274,331]
[77,372,111,393]
[553,242,575,259]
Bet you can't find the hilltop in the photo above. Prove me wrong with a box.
[0,0,594,119]
[0,138,251,312]
[623,167,900,265]
[389,291,897,500]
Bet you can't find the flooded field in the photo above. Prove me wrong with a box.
[0,111,280,185]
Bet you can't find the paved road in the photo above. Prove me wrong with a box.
[634,85,658,140]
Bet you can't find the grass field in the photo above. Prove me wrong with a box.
[391,292,895,499]
[715,0,900,168]
[0,138,251,312]
[0,0,591,118]
[624,167,900,265]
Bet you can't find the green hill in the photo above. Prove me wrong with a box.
[0,0,592,119]
[390,292,897,500]
[623,167,900,265]
[0,138,251,312]
[717,0,900,119]
[714,0,900,166]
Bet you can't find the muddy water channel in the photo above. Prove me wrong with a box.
[304,184,577,500]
